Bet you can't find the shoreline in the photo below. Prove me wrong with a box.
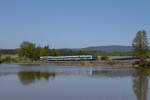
[1,60,135,68]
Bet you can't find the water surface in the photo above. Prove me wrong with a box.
[0,64,150,100]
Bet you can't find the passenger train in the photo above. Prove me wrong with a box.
[40,55,93,61]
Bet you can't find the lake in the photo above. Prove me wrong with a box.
[0,64,150,100]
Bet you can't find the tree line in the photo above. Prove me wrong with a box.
[0,43,132,61]
[18,41,59,61]
[18,41,131,61]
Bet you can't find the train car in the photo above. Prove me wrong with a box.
[40,55,93,61]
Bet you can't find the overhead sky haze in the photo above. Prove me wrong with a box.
[0,0,150,49]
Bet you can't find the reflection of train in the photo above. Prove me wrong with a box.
[40,55,93,61]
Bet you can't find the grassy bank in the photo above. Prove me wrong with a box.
[0,54,32,63]
[2,60,134,68]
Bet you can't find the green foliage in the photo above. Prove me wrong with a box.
[40,48,49,56]
[40,46,51,56]
[33,46,41,60]
[0,50,4,63]
[1,56,15,63]
[0,49,17,55]
[101,56,109,61]
[4,56,11,63]
[107,60,116,65]
[0,53,1,62]
[18,41,36,60]
[15,57,32,63]
[18,41,60,61]
[137,60,150,68]
[132,30,148,56]
[51,49,59,56]
[132,30,149,67]
[1,48,133,59]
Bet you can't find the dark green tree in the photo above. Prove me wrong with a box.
[0,53,1,63]
[0,51,1,57]
[132,30,149,67]
[40,48,48,56]
[51,49,59,56]
[34,46,42,60]
[18,41,36,60]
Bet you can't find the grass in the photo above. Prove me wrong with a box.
[1,54,18,59]
[107,60,117,65]
[0,54,32,63]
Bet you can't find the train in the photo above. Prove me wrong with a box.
[40,55,93,61]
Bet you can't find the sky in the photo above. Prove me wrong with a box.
[0,0,150,49]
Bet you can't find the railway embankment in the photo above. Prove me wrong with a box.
[11,60,136,68]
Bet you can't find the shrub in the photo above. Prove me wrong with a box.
[15,57,32,63]
[93,55,98,60]
[107,60,116,65]
[139,60,150,68]
[2,56,14,63]
[0,54,1,63]
[101,56,109,61]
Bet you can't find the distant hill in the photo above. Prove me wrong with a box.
[82,45,133,52]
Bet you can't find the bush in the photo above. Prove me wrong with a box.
[0,54,1,63]
[15,57,32,63]
[139,60,150,68]
[1,56,15,63]
[101,56,109,61]
[1,56,32,63]
[133,59,150,68]
[107,60,116,65]
[93,55,98,60]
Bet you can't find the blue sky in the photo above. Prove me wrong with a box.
[0,0,150,49]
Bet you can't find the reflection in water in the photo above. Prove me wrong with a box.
[1,64,150,100]
[17,69,135,85]
[132,69,150,100]
[17,72,56,85]
[92,69,134,78]
[17,69,136,85]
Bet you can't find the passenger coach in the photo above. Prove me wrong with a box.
[40,55,93,61]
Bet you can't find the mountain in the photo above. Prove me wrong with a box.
[82,45,133,52]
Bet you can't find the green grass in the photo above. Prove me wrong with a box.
[1,54,18,59]
[0,54,32,63]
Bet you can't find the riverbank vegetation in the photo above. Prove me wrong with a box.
[0,49,132,63]
[0,43,133,63]
[132,30,150,68]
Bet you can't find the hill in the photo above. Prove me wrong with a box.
[82,45,133,52]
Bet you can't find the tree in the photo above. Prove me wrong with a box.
[0,51,1,57]
[0,53,1,62]
[34,46,42,60]
[51,49,59,56]
[40,46,51,56]
[101,56,109,61]
[132,30,149,67]
[40,48,48,56]
[18,41,36,60]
